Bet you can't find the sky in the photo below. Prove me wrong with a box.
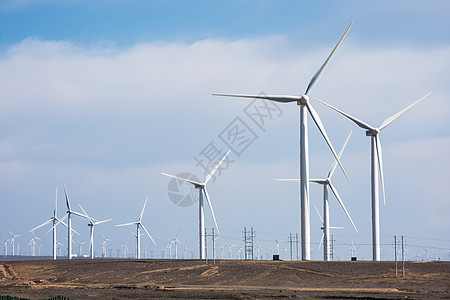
[1,0,449,261]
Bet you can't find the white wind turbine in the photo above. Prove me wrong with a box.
[314,91,433,261]
[3,237,10,256]
[30,187,65,260]
[213,23,353,260]
[58,181,86,259]
[116,196,156,259]
[277,131,357,261]
[101,235,112,258]
[162,149,230,259]
[9,231,21,256]
[79,204,112,259]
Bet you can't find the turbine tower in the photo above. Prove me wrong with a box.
[79,204,112,259]
[314,91,432,260]
[277,131,357,261]
[162,150,230,259]
[116,196,156,259]
[213,23,353,260]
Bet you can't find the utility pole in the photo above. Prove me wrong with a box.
[331,235,334,261]
[296,233,299,260]
[289,233,293,261]
[205,228,208,264]
[394,235,398,278]
[242,227,255,260]
[402,235,405,277]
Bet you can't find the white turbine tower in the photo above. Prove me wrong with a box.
[79,205,112,259]
[57,181,87,259]
[116,196,156,259]
[162,149,230,259]
[213,23,353,260]
[30,187,64,260]
[277,131,357,260]
[314,91,433,261]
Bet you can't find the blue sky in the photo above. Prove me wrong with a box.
[1,0,449,261]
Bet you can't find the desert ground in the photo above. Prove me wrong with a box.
[0,258,449,299]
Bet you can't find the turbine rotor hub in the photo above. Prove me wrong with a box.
[298,94,309,105]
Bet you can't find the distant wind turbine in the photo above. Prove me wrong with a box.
[9,231,21,256]
[79,204,112,259]
[314,91,432,261]
[116,196,157,259]
[213,23,353,260]
[162,149,231,259]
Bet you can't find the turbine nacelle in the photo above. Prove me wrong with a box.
[366,129,380,136]
[298,94,309,105]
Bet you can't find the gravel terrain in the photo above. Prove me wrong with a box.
[0,259,449,299]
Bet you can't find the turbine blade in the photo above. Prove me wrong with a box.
[328,182,358,232]
[318,233,324,251]
[72,228,81,236]
[116,222,138,227]
[54,187,58,218]
[309,178,327,184]
[375,135,386,206]
[140,224,157,246]
[94,219,112,225]
[161,172,202,186]
[213,93,299,103]
[314,97,375,131]
[204,149,231,184]
[314,205,324,225]
[71,211,88,219]
[276,179,300,182]
[29,219,53,232]
[203,188,219,233]
[379,91,433,130]
[306,102,349,180]
[305,22,353,96]
[328,131,352,179]
[330,226,345,229]
[62,180,72,212]
[139,196,149,222]
[78,205,90,219]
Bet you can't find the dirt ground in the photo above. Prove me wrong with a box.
[0,259,449,299]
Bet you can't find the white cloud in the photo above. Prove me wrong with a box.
[1,36,449,259]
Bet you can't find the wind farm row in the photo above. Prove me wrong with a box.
[2,22,436,262]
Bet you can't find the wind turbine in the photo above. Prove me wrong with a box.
[162,149,230,259]
[52,181,87,259]
[9,231,21,256]
[79,204,112,259]
[30,187,63,260]
[28,232,42,257]
[213,23,353,260]
[277,131,357,261]
[77,240,86,257]
[168,233,181,259]
[101,235,112,258]
[116,196,156,259]
[3,237,10,256]
[314,91,433,261]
